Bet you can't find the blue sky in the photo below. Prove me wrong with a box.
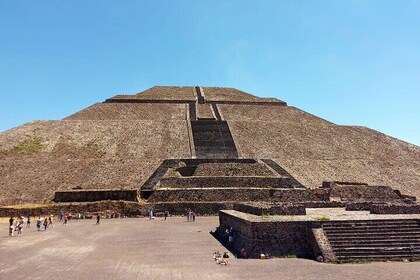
[1,1,419,145]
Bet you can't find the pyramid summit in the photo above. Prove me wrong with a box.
[0,85,419,206]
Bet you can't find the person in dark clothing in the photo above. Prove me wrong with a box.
[9,216,14,227]
[96,214,101,225]
[43,218,48,231]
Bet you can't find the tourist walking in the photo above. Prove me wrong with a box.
[149,210,153,220]
[17,220,23,236]
[59,211,64,221]
[63,215,68,226]
[9,216,14,227]
[164,211,169,220]
[9,224,13,237]
[26,216,31,228]
[96,214,101,225]
[43,217,48,231]
[48,215,54,228]
[36,218,42,231]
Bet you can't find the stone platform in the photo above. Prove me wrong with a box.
[218,208,420,261]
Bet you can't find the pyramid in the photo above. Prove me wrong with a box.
[0,86,419,206]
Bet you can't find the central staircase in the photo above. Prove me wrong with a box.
[321,219,420,262]
[191,120,238,159]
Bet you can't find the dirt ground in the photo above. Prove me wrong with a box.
[1,216,419,280]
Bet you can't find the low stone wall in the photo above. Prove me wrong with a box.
[345,202,373,211]
[233,203,306,216]
[370,204,420,214]
[326,182,404,203]
[144,202,234,216]
[218,211,313,258]
[192,162,275,177]
[147,188,321,203]
[0,201,142,218]
[159,176,294,189]
[53,189,138,202]
[346,202,420,214]
[0,201,234,218]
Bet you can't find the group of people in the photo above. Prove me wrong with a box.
[36,215,54,231]
[186,209,196,222]
[8,216,26,237]
[8,212,63,236]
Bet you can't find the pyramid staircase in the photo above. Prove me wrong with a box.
[321,219,420,262]
[191,120,238,159]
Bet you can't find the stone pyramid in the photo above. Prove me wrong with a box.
[0,86,419,206]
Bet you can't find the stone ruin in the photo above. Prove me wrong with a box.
[1,86,419,262]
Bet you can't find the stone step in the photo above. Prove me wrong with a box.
[330,239,420,245]
[335,255,420,261]
[335,249,420,255]
[194,139,236,145]
[322,225,420,233]
[322,220,419,226]
[331,239,420,245]
[191,120,238,159]
[322,221,419,227]
[323,226,420,233]
[326,232,420,239]
[327,235,420,242]
[332,243,420,249]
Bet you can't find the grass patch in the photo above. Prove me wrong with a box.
[12,137,42,154]
[2,202,52,209]
[315,216,330,221]
[225,163,240,176]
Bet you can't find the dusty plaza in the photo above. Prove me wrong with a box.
[1,216,420,280]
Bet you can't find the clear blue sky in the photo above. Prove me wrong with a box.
[1,1,419,145]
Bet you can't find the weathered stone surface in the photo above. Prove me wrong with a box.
[53,189,138,202]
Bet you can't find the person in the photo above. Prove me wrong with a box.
[240,248,249,259]
[149,210,153,220]
[26,216,31,228]
[192,212,196,222]
[17,220,23,236]
[48,215,54,228]
[226,227,235,245]
[9,224,14,237]
[36,218,42,231]
[63,215,68,226]
[43,217,48,231]
[59,211,64,221]
[187,209,192,222]
[9,216,14,227]
[164,211,169,220]
[96,214,101,225]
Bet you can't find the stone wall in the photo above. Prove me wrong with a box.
[53,190,138,202]
[147,188,321,203]
[0,201,141,218]
[346,202,420,214]
[145,202,234,216]
[0,201,234,218]
[326,182,404,203]
[233,203,306,216]
[370,204,420,214]
[159,176,294,189]
[218,211,314,258]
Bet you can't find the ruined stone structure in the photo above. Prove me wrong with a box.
[1,86,419,262]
